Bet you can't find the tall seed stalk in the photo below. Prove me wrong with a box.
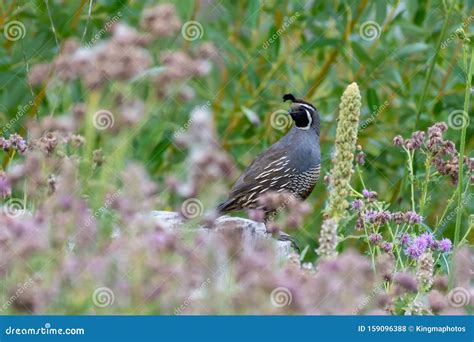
[317,83,361,258]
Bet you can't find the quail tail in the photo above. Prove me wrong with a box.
[216,199,237,214]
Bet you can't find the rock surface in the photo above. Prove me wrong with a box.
[150,211,292,256]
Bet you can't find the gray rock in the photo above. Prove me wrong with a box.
[150,210,292,256]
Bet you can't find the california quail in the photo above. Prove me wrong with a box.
[218,94,321,219]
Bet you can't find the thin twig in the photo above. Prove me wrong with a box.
[44,0,60,49]
[80,0,94,43]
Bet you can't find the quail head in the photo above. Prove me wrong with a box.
[218,94,321,219]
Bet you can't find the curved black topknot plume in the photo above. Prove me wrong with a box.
[283,93,317,111]
[283,94,296,102]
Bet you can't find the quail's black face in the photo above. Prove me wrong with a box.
[283,94,318,131]
[289,103,316,130]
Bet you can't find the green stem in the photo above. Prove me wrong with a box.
[85,91,100,167]
[405,148,416,212]
[364,224,376,272]
[450,44,473,289]
[356,165,366,189]
[340,234,366,241]
[434,186,459,234]
[387,221,404,269]
[460,223,472,244]
[414,0,455,130]
[419,153,432,216]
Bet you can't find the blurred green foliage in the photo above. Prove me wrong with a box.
[0,0,473,260]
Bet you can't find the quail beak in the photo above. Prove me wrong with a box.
[290,103,300,111]
[289,103,306,114]
[288,104,305,116]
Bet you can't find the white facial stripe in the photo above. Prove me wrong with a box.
[300,103,315,111]
[297,108,312,130]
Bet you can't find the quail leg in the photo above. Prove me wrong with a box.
[263,211,301,253]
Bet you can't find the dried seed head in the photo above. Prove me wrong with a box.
[326,82,361,217]
[317,218,338,258]
[416,250,434,292]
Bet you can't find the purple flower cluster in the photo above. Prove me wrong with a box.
[437,238,452,253]
[364,209,391,225]
[362,189,377,201]
[393,123,448,152]
[397,233,411,246]
[465,157,474,172]
[256,191,312,230]
[351,199,363,211]
[426,122,448,151]
[465,157,474,185]
[405,131,425,150]
[0,133,27,154]
[356,151,366,166]
[361,209,422,226]
[368,233,393,254]
[28,3,216,99]
[0,171,12,197]
[393,122,461,185]
[404,233,452,259]
[393,135,404,146]
[393,131,425,150]
[368,233,382,243]
[381,241,393,253]
[404,211,423,224]
[433,155,460,185]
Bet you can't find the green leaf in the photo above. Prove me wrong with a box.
[297,39,340,52]
[375,1,387,24]
[367,88,380,112]
[266,24,281,60]
[148,133,173,172]
[393,43,429,59]
[247,0,260,31]
[352,42,373,65]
